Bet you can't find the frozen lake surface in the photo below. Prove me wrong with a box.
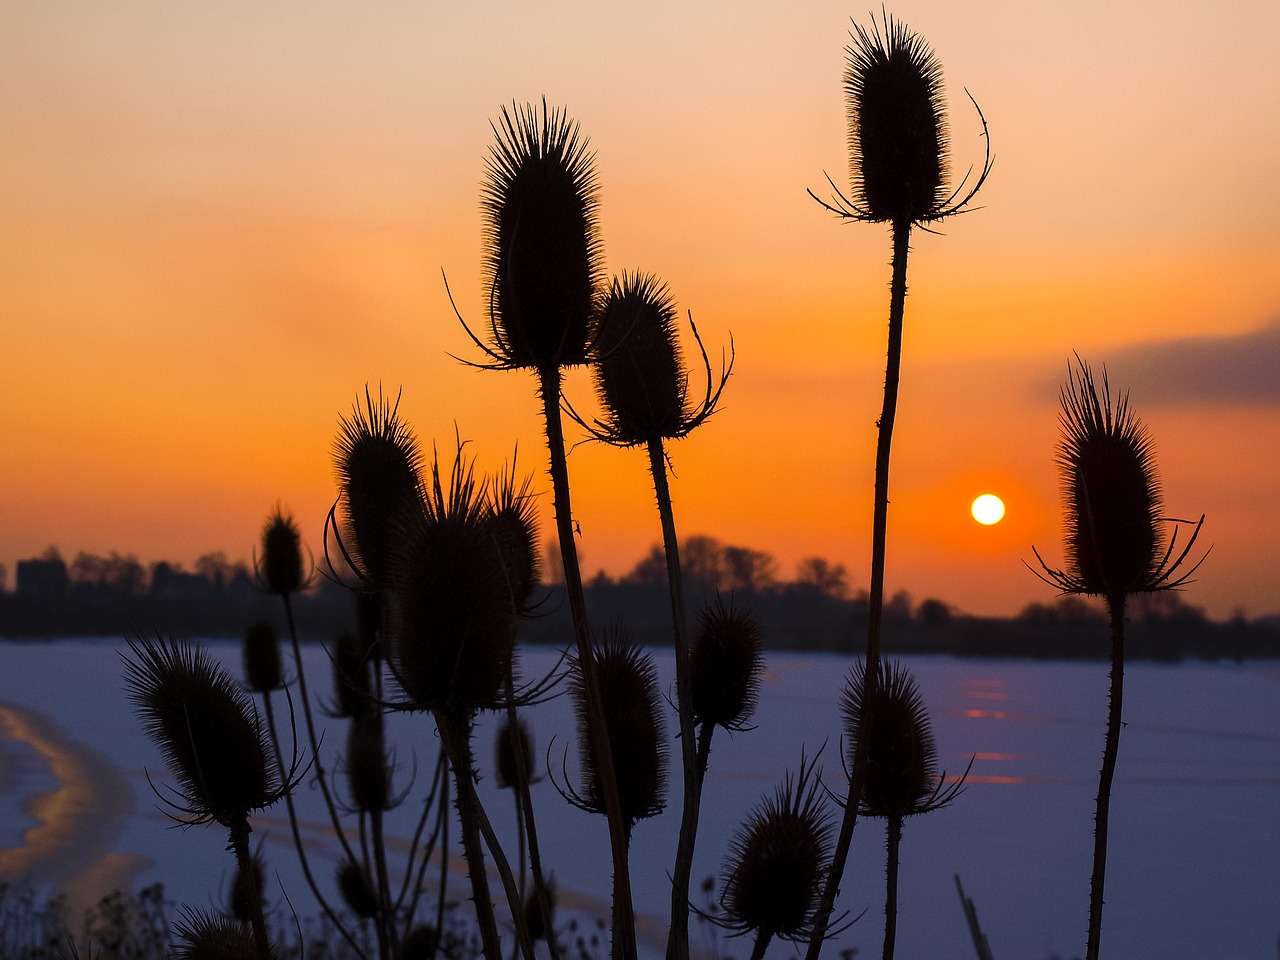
[1,639,1278,959]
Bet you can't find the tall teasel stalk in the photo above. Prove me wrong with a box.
[454,98,639,960]
[714,754,834,960]
[807,15,991,955]
[123,635,294,960]
[577,270,733,960]
[842,660,967,960]
[383,446,536,960]
[1032,358,1204,960]
[560,633,668,958]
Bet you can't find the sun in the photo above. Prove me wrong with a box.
[971,493,1006,526]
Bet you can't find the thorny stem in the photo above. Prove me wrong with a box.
[537,364,637,960]
[649,437,701,960]
[807,218,912,960]
[883,816,902,960]
[229,818,272,960]
[1087,593,1127,960]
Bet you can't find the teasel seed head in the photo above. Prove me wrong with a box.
[523,877,556,942]
[401,924,440,960]
[242,619,283,694]
[345,709,391,813]
[337,858,381,919]
[489,462,541,616]
[230,849,266,923]
[173,906,276,960]
[842,659,961,819]
[718,754,833,942]
[567,631,668,827]
[495,715,536,788]
[123,634,282,828]
[477,99,603,371]
[1032,357,1207,599]
[334,386,424,590]
[329,630,373,719]
[384,449,516,714]
[690,596,763,732]
[258,507,306,596]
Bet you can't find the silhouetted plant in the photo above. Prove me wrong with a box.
[807,13,990,955]
[172,906,277,960]
[456,97,635,960]
[243,619,284,694]
[842,659,966,960]
[1032,358,1204,960]
[123,635,289,959]
[577,270,733,960]
[716,755,833,960]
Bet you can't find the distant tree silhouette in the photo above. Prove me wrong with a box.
[795,557,850,599]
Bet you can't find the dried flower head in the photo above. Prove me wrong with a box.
[230,849,266,923]
[489,462,541,616]
[242,619,283,694]
[495,714,536,789]
[718,754,833,942]
[337,859,380,919]
[384,449,516,714]
[123,635,284,827]
[1033,358,1205,598]
[173,906,276,960]
[333,387,424,589]
[690,596,763,732]
[329,630,373,719]
[565,632,668,828]
[345,709,391,813]
[586,271,732,447]
[523,878,557,942]
[842,659,963,819]
[465,99,602,371]
[258,507,306,596]
[401,925,440,960]
[812,13,990,226]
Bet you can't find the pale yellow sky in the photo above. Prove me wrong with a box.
[2,1,1277,618]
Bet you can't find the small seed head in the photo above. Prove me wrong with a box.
[259,508,305,596]
[242,619,283,693]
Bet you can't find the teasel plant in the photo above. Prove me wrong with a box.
[1031,357,1205,960]
[567,269,732,960]
[123,634,298,960]
[558,632,668,960]
[713,753,835,960]
[382,444,542,960]
[841,659,968,960]
[806,14,991,956]
[451,98,638,959]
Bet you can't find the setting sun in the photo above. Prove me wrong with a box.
[971,494,1006,526]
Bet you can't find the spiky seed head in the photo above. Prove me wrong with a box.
[489,466,541,616]
[123,635,280,827]
[337,859,381,919]
[346,709,391,813]
[242,619,283,693]
[230,850,266,922]
[335,388,424,590]
[172,906,276,960]
[842,659,942,819]
[495,715,535,789]
[401,925,440,960]
[259,508,306,596]
[592,272,689,444]
[384,452,516,714]
[845,14,948,224]
[571,633,668,826]
[720,759,832,941]
[1058,359,1162,597]
[330,631,373,719]
[481,100,603,370]
[690,597,763,731]
[523,878,556,942]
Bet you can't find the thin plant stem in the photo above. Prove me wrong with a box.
[648,436,700,960]
[1087,593,1127,960]
[370,806,395,960]
[882,816,902,960]
[748,929,773,960]
[807,217,912,960]
[399,752,449,927]
[229,819,272,960]
[537,364,636,960]
[434,771,451,949]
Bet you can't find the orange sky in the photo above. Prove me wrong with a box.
[2,1,1277,620]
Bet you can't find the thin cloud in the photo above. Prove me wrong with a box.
[1047,320,1280,407]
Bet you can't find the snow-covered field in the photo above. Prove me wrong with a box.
[2,639,1278,959]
